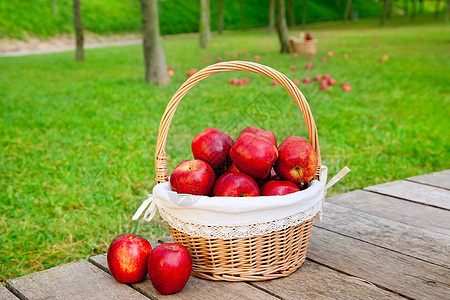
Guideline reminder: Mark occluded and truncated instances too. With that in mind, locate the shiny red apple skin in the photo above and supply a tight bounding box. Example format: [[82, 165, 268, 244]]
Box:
[[213, 172, 260, 197], [170, 159, 215, 196], [192, 128, 234, 174], [148, 243, 192, 295], [238, 126, 277, 147], [261, 180, 301, 196], [107, 234, 152, 284], [230, 133, 278, 179], [274, 136, 318, 184]]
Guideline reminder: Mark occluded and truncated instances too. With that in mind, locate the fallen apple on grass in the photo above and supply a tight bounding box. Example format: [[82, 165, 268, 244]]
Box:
[[170, 159, 216, 196], [107, 234, 152, 284], [292, 78, 300, 86], [302, 77, 312, 84], [148, 243, 192, 295], [305, 62, 313, 70]]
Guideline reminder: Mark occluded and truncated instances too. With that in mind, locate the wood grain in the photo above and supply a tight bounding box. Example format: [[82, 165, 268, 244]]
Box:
[[407, 169, 450, 190], [307, 227, 450, 299], [317, 202, 450, 268], [6, 259, 148, 300], [0, 284, 18, 300], [364, 180, 450, 210], [326, 190, 450, 235], [251, 260, 404, 299]]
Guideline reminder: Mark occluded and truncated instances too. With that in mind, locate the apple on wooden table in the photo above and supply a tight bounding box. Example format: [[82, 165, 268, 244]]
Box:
[[107, 234, 152, 284], [148, 243, 192, 295]]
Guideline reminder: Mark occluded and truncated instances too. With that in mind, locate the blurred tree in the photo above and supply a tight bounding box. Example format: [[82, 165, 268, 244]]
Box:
[[239, 0, 246, 30], [343, 0, 352, 24], [218, 0, 224, 34], [445, 0, 450, 23], [200, 0, 211, 48], [287, 0, 295, 28], [403, 0, 409, 15], [139, 0, 170, 85], [269, 0, 275, 34], [411, 0, 417, 21], [276, 0, 290, 53], [53, 0, 58, 17], [301, 0, 308, 31], [73, 0, 84, 61], [381, 0, 389, 26], [435, 0, 442, 18]]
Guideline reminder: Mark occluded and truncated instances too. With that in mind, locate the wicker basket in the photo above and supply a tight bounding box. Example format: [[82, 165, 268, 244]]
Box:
[[290, 38, 318, 55], [154, 61, 321, 281]]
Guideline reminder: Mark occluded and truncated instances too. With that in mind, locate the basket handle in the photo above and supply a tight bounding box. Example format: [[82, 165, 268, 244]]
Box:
[[155, 61, 321, 183]]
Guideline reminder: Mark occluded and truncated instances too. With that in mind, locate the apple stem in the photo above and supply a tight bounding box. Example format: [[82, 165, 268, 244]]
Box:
[[295, 167, 304, 185]]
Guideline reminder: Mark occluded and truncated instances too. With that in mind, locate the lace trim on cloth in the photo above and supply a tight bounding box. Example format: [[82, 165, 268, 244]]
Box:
[[157, 196, 323, 239]]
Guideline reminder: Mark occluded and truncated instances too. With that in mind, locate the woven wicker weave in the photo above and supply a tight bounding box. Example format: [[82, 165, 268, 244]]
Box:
[[154, 61, 321, 281]]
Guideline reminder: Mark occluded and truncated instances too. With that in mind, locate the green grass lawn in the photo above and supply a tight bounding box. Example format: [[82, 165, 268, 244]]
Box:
[[1, 18, 449, 283]]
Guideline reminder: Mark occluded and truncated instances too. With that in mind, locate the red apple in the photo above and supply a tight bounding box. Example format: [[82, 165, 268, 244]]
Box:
[[274, 136, 318, 184], [292, 78, 300, 86], [230, 132, 278, 179], [261, 180, 300, 196], [342, 83, 352, 92], [148, 243, 192, 295], [230, 78, 239, 85], [243, 51, 249, 57], [343, 54, 349, 60], [321, 57, 327, 63], [302, 77, 312, 84], [191, 128, 234, 174], [253, 55, 260, 61], [216, 57, 222, 63], [322, 74, 331, 80], [292, 52, 299, 58], [327, 78, 336, 86], [290, 66, 296, 72], [187, 69, 197, 77], [224, 51, 229, 56], [319, 80, 328, 91], [232, 53, 238, 58], [170, 159, 215, 195], [238, 80, 245, 86], [271, 80, 279, 86], [238, 126, 277, 146], [107, 234, 152, 284], [202, 58, 208, 63], [168, 66, 174, 71], [313, 74, 322, 81], [307, 54, 314, 60], [242, 77, 250, 84], [305, 33, 313, 40], [305, 62, 313, 70], [213, 172, 260, 197], [167, 69, 174, 77]]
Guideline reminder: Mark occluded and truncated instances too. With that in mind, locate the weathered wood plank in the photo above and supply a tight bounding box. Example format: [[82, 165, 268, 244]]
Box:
[[251, 260, 404, 299], [91, 238, 278, 300], [0, 284, 18, 300], [364, 180, 450, 210], [307, 227, 450, 299], [317, 202, 450, 268], [407, 169, 450, 190], [326, 190, 450, 235], [6, 259, 148, 300]]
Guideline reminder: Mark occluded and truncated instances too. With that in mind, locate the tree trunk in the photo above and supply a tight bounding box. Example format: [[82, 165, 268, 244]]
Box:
[[139, 0, 170, 85], [419, 0, 424, 14], [387, 0, 393, 19], [343, 0, 352, 24], [435, 0, 442, 18], [276, 0, 290, 53], [199, 0, 211, 48], [403, 0, 409, 15], [239, 0, 246, 30], [287, 0, 295, 28], [218, 0, 224, 34], [73, 0, 84, 61], [381, 0, 388, 26], [445, 0, 450, 23], [53, 0, 58, 17], [268, 0, 275, 34], [301, 0, 307, 31], [411, 0, 417, 21]]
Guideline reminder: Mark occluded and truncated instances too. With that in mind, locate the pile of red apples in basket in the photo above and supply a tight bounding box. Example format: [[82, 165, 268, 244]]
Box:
[[171, 126, 318, 197]]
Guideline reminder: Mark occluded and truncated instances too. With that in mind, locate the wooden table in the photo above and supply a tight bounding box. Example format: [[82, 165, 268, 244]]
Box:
[[4, 170, 450, 299]]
